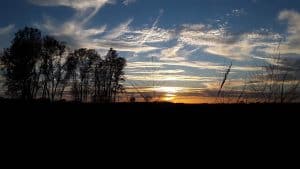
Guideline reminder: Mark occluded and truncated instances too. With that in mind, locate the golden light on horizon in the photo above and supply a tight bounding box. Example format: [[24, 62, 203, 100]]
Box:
[[174, 96, 217, 104], [162, 93, 176, 102], [155, 87, 217, 104], [155, 87, 184, 102]]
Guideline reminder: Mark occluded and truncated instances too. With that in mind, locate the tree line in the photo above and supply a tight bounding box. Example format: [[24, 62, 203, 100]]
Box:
[[0, 27, 126, 103]]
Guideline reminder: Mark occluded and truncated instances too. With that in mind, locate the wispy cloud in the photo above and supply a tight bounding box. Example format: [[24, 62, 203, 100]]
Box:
[[32, 1, 171, 54], [30, 0, 116, 24], [0, 24, 15, 48], [138, 9, 164, 45], [29, 0, 114, 11], [178, 23, 282, 60], [0, 24, 15, 35], [31, 0, 113, 50], [103, 19, 133, 40], [126, 60, 259, 72], [126, 74, 211, 82], [160, 43, 197, 61], [123, 0, 136, 6], [278, 10, 300, 55], [226, 8, 246, 17]]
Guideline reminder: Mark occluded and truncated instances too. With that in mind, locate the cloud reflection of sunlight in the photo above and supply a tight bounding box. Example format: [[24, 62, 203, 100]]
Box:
[[155, 87, 183, 93], [155, 87, 184, 102]]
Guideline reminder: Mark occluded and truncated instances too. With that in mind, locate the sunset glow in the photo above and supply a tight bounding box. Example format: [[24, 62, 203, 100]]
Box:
[[155, 87, 183, 102], [1, 0, 300, 103]]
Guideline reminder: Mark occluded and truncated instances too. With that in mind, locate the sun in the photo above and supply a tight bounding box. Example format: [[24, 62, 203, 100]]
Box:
[[154, 87, 184, 102], [162, 93, 176, 102]]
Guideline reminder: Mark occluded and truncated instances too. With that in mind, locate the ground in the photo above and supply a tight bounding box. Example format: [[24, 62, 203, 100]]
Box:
[[0, 99, 298, 113]]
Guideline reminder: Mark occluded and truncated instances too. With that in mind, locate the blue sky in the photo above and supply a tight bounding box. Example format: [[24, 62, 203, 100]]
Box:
[[1, 0, 300, 102]]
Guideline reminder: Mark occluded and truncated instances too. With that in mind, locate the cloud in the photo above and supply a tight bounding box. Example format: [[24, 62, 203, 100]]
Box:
[[32, 1, 171, 54], [137, 9, 164, 45], [0, 24, 15, 35], [30, 0, 165, 56], [226, 8, 246, 17], [278, 10, 300, 55], [38, 17, 167, 53], [178, 24, 282, 60], [30, 0, 115, 25], [36, 17, 107, 48], [128, 69, 185, 74], [126, 74, 218, 82], [38, 17, 172, 53], [29, 0, 114, 11], [0, 24, 15, 48], [103, 19, 133, 40], [122, 0, 136, 6], [86, 39, 159, 53], [126, 60, 259, 72], [158, 43, 198, 62], [119, 27, 175, 45], [30, 0, 111, 39], [44, 20, 106, 38]]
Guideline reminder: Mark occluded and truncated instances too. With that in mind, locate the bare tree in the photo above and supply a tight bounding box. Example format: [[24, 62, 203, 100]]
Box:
[[93, 48, 126, 103], [70, 49, 98, 102], [1, 27, 128, 103], [40, 36, 67, 101], [0, 27, 42, 100], [59, 52, 78, 100]]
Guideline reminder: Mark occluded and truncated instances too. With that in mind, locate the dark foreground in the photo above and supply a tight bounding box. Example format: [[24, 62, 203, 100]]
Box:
[[1, 99, 299, 133], [0, 99, 299, 113]]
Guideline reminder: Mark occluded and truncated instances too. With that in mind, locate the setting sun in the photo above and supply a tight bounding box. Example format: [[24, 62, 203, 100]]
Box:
[[162, 93, 176, 102], [154, 87, 183, 102]]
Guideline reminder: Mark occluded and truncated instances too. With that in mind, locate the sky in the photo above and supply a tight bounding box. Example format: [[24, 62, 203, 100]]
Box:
[[1, 0, 300, 103]]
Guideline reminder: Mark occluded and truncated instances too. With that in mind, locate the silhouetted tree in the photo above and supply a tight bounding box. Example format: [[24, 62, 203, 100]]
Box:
[[40, 36, 67, 101], [0, 27, 42, 100], [59, 52, 78, 100], [1, 27, 127, 102], [70, 49, 99, 102], [94, 48, 126, 103]]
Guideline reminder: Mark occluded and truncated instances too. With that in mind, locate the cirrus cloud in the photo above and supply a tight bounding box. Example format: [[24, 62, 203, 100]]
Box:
[[178, 23, 282, 60], [278, 10, 300, 55], [29, 0, 115, 11], [123, 0, 136, 6], [0, 24, 15, 48]]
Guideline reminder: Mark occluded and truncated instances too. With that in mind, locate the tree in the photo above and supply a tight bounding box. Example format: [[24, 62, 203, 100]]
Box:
[[70, 49, 99, 102], [94, 48, 126, 103], [0, 27, 42, 99], [0, 27, 127, 103], [40, 36, 67, 101], [59, 52, 79, 100]]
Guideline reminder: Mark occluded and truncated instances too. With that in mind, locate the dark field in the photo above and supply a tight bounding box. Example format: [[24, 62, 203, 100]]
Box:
[[1, 99, 299, 113], [1, 99, 299, 133]]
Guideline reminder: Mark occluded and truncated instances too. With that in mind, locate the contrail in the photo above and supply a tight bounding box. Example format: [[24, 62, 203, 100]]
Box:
[[138, 9, 164, 45]]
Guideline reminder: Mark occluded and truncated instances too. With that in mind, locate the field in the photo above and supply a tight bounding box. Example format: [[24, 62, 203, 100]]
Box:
[[1, 99, 298, 113], [1, 99, 299, 134]]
